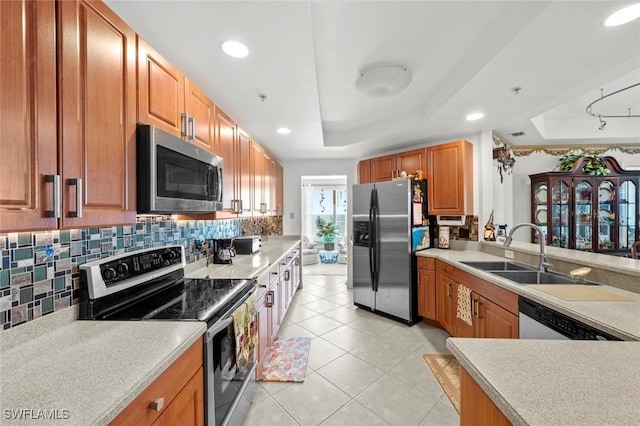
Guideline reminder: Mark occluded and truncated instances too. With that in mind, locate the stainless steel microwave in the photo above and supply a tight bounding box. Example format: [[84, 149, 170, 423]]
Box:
[[136, 124, 223, 214]]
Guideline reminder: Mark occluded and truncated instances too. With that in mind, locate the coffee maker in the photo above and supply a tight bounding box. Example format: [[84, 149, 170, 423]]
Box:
[[211, 238, 235, 264]]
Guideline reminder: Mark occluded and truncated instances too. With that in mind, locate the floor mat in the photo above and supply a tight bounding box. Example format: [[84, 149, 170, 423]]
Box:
[[257, 336, 311, 382], [423, 353, 460, 413]]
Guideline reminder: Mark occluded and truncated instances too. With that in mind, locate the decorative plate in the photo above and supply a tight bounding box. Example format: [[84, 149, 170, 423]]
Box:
[[535, 209, 547, 225], [599, 187, 613, 203], [534, 187, 547, 204], [598, 208, 614, 222]]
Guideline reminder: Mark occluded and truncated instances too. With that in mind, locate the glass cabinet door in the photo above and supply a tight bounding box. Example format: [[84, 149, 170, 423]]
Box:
[[550, 180, 570, 248], [596, 180, 616, 250], [617, 180, 636, 250], [574, 180, 593, 250], [532, 181, 548, 244]]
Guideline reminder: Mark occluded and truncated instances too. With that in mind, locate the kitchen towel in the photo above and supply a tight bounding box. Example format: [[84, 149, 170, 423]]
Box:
[[456, 284, 473, 326], [229, 302, 248, 375], [244, 293, 258, 360]]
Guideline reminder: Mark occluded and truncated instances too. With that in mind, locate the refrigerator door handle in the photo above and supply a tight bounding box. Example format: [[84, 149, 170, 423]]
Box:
[[372, 188, 380, 292], [368, 193, 375, 291]]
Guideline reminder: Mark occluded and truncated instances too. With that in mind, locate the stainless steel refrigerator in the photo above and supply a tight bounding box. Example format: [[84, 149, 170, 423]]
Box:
[[352, 179, 428, 323]]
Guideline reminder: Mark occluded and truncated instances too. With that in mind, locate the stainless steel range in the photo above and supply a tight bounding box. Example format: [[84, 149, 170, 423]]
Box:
[[78, 245, 257, 426]]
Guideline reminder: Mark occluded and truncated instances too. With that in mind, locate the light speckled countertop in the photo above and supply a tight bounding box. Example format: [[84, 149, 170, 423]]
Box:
[[419, 243, 640, 425], [185, 235, 301, 279], [0, 237, 300, 425], [0, 306, 206, 425], [447, 338, 640, 426]]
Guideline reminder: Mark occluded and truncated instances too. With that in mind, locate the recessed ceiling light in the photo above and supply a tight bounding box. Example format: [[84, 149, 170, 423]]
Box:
[[277, 127, 291, 134], [604, 3, 640, 27], [466, 112, 484, 121], [221, 40, 249, 58]]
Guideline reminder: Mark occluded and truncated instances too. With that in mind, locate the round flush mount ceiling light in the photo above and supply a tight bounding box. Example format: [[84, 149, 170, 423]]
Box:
[[355, 65, 412, 97], [604, 3, 640, 26], [222, 40, 249, 58], [276, 127, 291, 134], [466, 112, 485, 121]]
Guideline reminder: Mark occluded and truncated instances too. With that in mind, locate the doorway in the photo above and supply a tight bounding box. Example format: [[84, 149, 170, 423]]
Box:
[[300, 175, 347, 276]]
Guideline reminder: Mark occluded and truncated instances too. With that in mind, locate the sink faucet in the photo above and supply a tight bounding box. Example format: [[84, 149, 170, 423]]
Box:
[[504, 223, 552, 272]]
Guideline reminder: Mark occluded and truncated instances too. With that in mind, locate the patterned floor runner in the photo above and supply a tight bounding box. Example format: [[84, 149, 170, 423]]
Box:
[[423, 353, 461, 413], [257, 336, 311, 382]]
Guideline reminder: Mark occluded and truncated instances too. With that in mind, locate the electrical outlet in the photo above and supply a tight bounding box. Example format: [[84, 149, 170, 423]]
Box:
[[289, 212, 294, 219], [504, 249, 514, 259]]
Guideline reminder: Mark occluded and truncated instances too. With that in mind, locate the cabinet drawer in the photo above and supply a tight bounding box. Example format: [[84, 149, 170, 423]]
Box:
[[269, 264, 280, 286], [256, 273, 269, 300], [417, 257, 435, 270], [436, 260, 455, 277], [110, 337, 203, 426]]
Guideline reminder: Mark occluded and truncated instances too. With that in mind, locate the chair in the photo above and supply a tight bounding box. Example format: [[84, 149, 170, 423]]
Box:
[[302, 235, 319, 265], [337, 237, 348, 264]]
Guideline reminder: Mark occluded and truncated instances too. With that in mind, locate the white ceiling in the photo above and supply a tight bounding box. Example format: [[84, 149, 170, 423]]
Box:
[[105, 1, 640, 161]]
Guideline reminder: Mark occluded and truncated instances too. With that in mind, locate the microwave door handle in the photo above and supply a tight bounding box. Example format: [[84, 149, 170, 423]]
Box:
[[217, 167, 223, 202]]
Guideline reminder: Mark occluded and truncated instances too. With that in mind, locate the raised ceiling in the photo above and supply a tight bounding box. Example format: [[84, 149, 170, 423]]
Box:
[[105, 1, 640, 160]]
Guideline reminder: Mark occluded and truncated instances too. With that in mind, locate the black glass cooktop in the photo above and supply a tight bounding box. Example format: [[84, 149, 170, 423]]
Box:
[[102, 277, 254, 324]]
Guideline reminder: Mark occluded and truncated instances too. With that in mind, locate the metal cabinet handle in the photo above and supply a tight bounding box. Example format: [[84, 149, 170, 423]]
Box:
[[294, 258, 299, 266], [149, 397, 164, 412], [45, 175, 61, 218], [284, 269, 290, 281], [68, 178, 82, 218], [473, 299, 479, 318], [477, 301, 483, 319], [181, 113, 189, 138], [188, 116, 196, 140], [266, 291, 274, 307], [447, 282, 452, 297]]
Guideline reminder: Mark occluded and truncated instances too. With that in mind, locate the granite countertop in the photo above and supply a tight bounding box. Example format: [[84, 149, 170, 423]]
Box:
[[416, 248, 640, 341], [185, 235, 301, 279], [419, 243, 640, 425], [447, 338, 640, 426], [0, 306, 206, 425]]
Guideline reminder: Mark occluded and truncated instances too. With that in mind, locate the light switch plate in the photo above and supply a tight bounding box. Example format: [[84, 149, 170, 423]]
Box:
[[504, 249, 514, 259]]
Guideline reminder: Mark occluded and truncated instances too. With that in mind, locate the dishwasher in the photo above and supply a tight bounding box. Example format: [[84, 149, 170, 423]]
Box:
[[518, 297, 621, 341]]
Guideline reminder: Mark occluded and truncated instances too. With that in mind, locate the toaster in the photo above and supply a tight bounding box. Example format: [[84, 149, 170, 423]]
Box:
[[233, 235, 262, 254]]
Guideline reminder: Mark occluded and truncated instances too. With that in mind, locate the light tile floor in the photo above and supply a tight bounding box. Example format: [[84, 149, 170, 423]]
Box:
[[243, 271, 459, 426]]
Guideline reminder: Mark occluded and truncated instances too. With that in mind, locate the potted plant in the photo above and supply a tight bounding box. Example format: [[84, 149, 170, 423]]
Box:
[[559, 151, 610, 176], [316, 217, 339, 251]]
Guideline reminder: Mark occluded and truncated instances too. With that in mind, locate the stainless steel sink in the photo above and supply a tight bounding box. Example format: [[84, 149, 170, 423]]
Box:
[[490, 270, 600, 285], [460, 261, 535, 271]]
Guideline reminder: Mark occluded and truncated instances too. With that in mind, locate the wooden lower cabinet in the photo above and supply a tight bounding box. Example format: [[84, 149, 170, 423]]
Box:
[[436, 262, 457, 335], [460, 367, 512, 426], [477, 296, 518, 338], [417, 257, 436, 320], [110, 337, 204, 426]]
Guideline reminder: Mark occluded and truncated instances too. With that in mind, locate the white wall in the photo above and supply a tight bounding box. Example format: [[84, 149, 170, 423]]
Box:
[[280, 159, 358, 237]]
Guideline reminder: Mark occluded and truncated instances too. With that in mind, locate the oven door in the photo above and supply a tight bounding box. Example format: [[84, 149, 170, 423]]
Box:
[[204, 296, 257, 426]]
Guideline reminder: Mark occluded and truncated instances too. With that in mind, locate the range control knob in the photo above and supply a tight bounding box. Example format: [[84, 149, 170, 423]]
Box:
[[117, 263, 129, 274], [166, 250, 177, 260], [104, 268, 117, 280]]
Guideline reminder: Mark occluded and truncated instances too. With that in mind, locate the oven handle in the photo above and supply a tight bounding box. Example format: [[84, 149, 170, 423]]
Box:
[[206, 316, 233, 341]]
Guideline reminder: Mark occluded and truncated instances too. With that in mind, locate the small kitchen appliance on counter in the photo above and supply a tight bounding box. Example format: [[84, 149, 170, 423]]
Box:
[[78, 245, 257, 426], [212, 238, 235, 264], [233, 235, 262, 254]]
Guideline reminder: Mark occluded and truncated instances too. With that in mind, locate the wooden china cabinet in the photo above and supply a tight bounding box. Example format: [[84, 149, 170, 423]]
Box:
[[530, 156, 640, 255]]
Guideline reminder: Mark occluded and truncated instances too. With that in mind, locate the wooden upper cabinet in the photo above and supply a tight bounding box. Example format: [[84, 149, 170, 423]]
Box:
[[238, 128, 252, 216], [251, 140, 265, 214], [0, 0, 57, 232], [58, 0, 137, 228], [358, 160, 371, 184], [396, 148, 426, 177], [137, 36, 186, 137], [185, 80, 215, 153], [216, 108, 238, 213], [370, 154, 396, 182], [427, 140, 474, 215], [276, 163, 284, 215]]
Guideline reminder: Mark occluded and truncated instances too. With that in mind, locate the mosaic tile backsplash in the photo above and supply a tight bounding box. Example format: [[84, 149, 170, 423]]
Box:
[[0, 215, 283, 331]]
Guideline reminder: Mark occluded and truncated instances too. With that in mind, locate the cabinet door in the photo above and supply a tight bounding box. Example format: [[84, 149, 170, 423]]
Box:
[[436, 273, 455, 335], [358, 160, 372, 184], [216, 108, 238, 213], [152, 367, 204, 426], [263, 152, 273, 215], [185, 80, 214, 153], [138, 37, 185, 138], [427, 140, 473, 215], [370, 155, 395, 182], [0, 0, 57, 232], [276, 163, 284, 215], [256, 292, 271, 367], [58, 0, 136, 228], [477, 296, 518, 339], [396, 148, 426, 177], [417, 268, 436, 320], [252, 141, 264, 214], [270, 283, 280, 339], [237, 128, 252, 216]]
